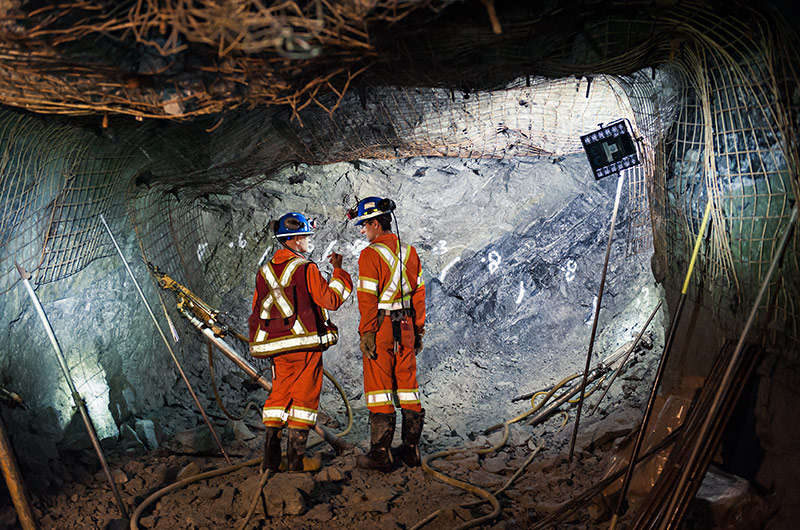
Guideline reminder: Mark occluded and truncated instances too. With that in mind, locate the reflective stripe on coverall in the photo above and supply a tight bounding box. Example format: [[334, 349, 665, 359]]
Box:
[[357, 233, 426, 414], [253, 248, 353, 429]]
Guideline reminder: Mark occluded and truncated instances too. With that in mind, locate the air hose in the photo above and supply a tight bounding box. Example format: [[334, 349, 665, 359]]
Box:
[[412, 413, 569, 530], [414, 343, 638, 530], [412, 384, 578, 530], [207, 342, 262, 422], [128, 368, 353, 530]]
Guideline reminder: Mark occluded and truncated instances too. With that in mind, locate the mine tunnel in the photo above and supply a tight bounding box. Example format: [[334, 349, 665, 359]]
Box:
[[0, 1, 798, 529]]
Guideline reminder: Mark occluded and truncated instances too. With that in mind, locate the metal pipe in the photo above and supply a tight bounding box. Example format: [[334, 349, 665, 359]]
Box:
[[609, 196, 714, 530], [181, 310, 272, 390], [98, 214, 231, 466], [589, 300, 662, 416], [661, 204, 798, 530], [14, 262, 128, 518], [180, 310, 348, 454], [0, 410, 39, 530], [569, 172, 625, 461]]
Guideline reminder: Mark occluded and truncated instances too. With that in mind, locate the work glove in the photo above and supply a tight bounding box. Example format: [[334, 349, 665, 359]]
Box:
[[360, 332, 377, 360], [414, 329, 425, 356]]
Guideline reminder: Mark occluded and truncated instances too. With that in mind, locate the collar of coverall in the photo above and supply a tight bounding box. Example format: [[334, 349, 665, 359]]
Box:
[[272, 247, 307, 264], [370, 232, 398, 246]]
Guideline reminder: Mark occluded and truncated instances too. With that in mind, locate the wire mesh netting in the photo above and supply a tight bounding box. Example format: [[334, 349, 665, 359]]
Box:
[[0, 1, 437, 119], [0, 111, 147, 294], [0, 0, 798, 352], [658, 7, 799, 346]]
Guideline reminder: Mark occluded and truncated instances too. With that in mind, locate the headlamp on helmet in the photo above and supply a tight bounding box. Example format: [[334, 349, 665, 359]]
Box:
[[273, 212, 316, 240], [348, 196, 396, 225]]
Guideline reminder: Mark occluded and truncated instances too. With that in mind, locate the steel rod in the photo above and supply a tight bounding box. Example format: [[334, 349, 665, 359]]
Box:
[[14, 262, 128, 518], [609, 196, 714, 530], [181, 310, 272, 391], [661, 204, 797, 530], [569, 172, 625, 461], [0, 409, 39, 530], [99, 214, 231, 466], [589, 300, 662, 416], [181, 310, 348, 454]]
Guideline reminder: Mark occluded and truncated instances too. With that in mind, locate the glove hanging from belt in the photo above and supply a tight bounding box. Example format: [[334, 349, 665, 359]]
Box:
[[360, 332, 377, 360]]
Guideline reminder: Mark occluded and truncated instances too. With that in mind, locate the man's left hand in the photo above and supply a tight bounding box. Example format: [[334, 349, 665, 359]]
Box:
[[414, 330, 424, 356], [360, 332, 377, 360]]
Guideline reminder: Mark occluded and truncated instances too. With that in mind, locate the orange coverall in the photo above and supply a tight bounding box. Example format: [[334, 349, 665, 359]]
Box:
[[357, 233, 426, 414], [252, 248, 352, 430]]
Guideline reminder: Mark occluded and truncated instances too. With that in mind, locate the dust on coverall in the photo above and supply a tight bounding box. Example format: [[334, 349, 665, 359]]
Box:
[[250, 248, 352, 430], [357, 233, 426, 414]]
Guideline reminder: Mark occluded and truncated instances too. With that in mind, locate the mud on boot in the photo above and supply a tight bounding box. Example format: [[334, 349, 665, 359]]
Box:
[[286, 428, 320, 472], [356, 411, 396, 472], [396, 408, 424, 467], [261, 426, 282, 473]]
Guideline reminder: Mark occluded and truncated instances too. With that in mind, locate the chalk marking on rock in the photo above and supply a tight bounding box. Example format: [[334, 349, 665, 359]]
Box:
[[197, 243, 208, 263], [472, 173, 497, 197], [432, 240, 449, 255], [487, 251, 502, 274], [323, 240, 337, 258], [439, 256, 461, 282], [516, 281, 526, 304], [563, 258, 577, 282], [257, 245, 272, 267], [238, 232, 247, 248], [345, 240, 369, 257]]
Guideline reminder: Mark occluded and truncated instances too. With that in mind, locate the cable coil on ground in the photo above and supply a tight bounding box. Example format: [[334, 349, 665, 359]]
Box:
[[128, 368, 353, 530]]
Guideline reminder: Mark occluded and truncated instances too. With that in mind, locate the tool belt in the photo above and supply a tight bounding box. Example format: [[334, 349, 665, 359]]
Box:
[[378, 308, 415, 344]]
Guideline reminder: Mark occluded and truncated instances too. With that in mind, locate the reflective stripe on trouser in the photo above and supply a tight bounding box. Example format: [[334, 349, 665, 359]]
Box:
[[362, 316, 422, 414], [262, 350, 323, 430]]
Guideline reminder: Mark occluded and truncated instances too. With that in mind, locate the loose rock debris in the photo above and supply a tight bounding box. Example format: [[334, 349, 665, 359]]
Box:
[[7, 366, 672, 530]]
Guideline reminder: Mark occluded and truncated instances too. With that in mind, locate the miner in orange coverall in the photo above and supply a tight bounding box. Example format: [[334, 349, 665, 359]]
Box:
[[348, 197, 426, 472], [248, 212, 352, 472]]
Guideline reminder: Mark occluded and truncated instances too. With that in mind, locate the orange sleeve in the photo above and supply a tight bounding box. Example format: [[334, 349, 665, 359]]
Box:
[[306, 262, 353, 311], [357, 248, 382, 335], [248, 268, 269, 341]]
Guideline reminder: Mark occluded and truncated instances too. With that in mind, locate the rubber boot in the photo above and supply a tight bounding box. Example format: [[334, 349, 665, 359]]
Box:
[[286, 428, 321, 472], [397, 408, 425, 467], [356, 412, 396, 472], [261, 427, 282, 473]]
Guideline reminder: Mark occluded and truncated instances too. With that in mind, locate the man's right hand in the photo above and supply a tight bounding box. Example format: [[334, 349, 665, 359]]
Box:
[[328, 252, 343, 269], [360, 332, 377, 360]]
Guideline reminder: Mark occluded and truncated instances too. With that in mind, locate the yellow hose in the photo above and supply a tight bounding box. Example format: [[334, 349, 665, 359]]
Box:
[[413, 412, 570, 530], [129, 369, 353, 530], [682, 197, 714, 295], [414, 369, 603, 530], [567, 376, 605, 404]]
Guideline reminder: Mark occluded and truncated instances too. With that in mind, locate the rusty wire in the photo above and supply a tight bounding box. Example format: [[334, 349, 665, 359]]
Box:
[[0, 1, 436, 120], [0, 0, 797, 350]]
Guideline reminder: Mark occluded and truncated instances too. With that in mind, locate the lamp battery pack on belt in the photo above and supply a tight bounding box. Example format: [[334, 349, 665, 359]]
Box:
[[378, 308, 415, 353]]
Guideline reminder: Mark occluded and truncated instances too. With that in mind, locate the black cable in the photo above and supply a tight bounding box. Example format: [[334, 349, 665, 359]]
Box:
[[392, 211, 408, 311]]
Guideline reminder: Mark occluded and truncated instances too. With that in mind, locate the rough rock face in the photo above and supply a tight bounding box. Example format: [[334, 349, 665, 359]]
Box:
[[204, 154, 662, 441], [1, 227, 171, 492], [1, 151, 663, 516]]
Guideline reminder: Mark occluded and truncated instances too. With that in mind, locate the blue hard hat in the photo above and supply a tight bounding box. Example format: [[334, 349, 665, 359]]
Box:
[[350, 197, 395, 226], [274, 212, 316, 239]]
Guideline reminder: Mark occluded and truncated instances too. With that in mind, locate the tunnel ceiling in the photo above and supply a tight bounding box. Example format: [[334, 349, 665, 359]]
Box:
[[0, 0, 798, 347], [0, 0, 792, 121]]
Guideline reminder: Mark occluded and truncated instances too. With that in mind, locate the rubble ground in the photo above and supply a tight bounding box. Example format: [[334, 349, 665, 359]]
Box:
[[1, 341, 665, 530]]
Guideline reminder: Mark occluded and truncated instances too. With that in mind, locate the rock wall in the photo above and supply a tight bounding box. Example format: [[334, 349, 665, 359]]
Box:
[[202, 154, 662, 441]]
